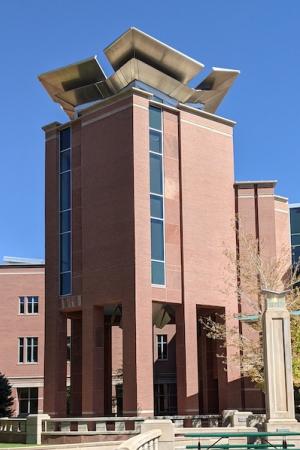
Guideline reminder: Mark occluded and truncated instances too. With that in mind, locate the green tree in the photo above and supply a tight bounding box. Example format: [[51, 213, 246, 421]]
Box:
[[0, 372, 14, 417]]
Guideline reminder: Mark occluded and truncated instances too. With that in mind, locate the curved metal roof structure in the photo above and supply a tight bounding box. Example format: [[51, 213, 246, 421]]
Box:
[[38, 27, 239, 118]]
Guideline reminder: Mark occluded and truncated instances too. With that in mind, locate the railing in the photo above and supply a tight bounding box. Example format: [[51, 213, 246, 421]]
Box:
[[43, 416, 145, 434], [0, 418, 27, 443], [118, 429, 161, 450], [42, 415, 221, 435], [157, 415, 221, 428]]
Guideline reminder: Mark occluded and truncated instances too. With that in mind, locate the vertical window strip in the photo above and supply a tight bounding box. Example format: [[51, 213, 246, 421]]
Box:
[[59, 128, 72, 296], [149, 106, 165, 285], [18, 338, 24, 363], [19, 297, 25, 314]]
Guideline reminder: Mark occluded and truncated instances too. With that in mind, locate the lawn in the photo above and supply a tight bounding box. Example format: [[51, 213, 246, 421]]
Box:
[[0, 445, 37, 448]]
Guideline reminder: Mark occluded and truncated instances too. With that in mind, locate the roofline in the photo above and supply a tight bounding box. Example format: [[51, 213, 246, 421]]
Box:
[[42, 85, 236, 132], [0, 264, 45, 269], [274, 195, 288, 202], [235, 180, 277, 189], [289, 203, 300, 208]]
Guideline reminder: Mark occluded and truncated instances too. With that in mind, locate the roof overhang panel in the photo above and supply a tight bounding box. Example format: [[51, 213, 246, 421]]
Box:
[[193, 67, 240, 113], [38, 57, 107, 100], [104, 27, 204, 84], [107, 58, 194, 103]]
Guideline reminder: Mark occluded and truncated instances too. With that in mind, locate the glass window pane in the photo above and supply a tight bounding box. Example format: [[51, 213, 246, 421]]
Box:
[[19, 338, 24, 363], [60, 128, 70, 150], [60, 233, 71, 272], [292, 235, 300, 246], [19, 399, 28, 415], [30, 399, 38, 414], [19, 297, 25, 314], [151, 261, 165, 285], [33, 297, 38, 314], [60, 149, 71, 172], [151, 219, 164, 261], [292, 246, 300, 266], [60, 172, 71, 211], [150, 195, 163, 219], [60, 210, 71, 233], [150, 129, 162, 153], [290, 208, 300, 234], [33, 342, 38, 363], [60, 272, 71, 296], [150, 153, 163, 195], [27, 338, 32, 362], [149, 106, 162, 130], [28, 299, 32, 314]]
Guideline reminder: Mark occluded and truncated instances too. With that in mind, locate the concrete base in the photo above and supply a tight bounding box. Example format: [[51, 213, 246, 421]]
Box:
[[141, 420, 174, 450], [264, 419, 300, 432]]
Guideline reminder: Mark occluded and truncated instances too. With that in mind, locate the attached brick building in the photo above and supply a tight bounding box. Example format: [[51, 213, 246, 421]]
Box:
[[0, 258, 45, 416]]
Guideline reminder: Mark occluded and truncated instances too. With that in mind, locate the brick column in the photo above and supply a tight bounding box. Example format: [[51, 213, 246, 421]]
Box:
[[123, 301, 154, 416], [82, 306, 105, 416], [70, 316, 82, 416], [104, 317, 112, 415], [44, 312, 67, 416], [176, 305, 199, 415]]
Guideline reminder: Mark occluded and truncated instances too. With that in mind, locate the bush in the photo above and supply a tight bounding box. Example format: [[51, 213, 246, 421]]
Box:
[[0, 372, 14, 417]]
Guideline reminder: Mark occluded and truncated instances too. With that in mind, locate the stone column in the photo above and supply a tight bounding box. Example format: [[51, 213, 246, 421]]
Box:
[[104, 316, 112, 416], [82, 306, 105, 416], [123, 301, 154, 416], [176, 305, 199, 415], [44, 313, 68, 416], [70, 316, 82, 416], [263, 289, 299, 431], [26, 414, 50, 445]]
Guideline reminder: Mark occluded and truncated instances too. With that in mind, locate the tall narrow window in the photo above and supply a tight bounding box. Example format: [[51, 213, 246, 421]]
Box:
[[19, 297, 25, 314], [18, 338, 24, 363], [59, 127, 72, 295], [67, 336, 71, 362], [157, 334, 168, 360], [149, 106, 165, 285]]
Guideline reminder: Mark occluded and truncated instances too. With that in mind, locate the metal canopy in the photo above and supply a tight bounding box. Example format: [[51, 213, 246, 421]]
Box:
[[38, 56, 107, 114], [107, 59, 194, 103], [104, 27, 204, 84], [192, 67, 240, 113], [38, 28, 239, 118]]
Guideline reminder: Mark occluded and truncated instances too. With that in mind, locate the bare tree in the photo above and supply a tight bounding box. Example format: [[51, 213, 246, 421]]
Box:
[[199, 223, 300, 390]]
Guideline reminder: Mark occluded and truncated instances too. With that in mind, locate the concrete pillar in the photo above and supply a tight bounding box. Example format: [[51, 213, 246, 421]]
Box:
[[141, 419, 174, 450], [176, 305, 199, 415], [44, 313, 68, 416], [70, 316, 82, 416], [82, 306, 105, 416], [26, 414, 50, 445], [104, 316, 112, 415], [123, 301, 154, 416], [263, 290, 298, 430]]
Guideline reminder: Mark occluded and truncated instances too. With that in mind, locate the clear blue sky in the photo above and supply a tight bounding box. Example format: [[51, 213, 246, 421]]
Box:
[[0, 0, 299, 260]]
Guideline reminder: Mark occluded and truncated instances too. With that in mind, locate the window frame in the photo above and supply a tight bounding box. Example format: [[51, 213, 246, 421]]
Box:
[[18, 337, 24, 363], [157, 334, 168, 361], [18, 387, 38, 415], [18, 337, 38, 364], [27, 296, 39, 314], [19, 297, 25, 314]]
